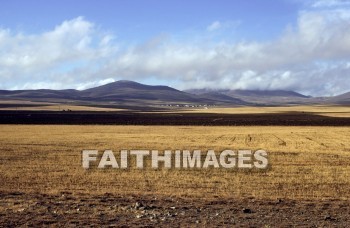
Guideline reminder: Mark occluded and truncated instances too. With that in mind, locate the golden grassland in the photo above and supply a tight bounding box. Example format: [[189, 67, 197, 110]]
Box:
[[1, 100, 349, 117], [179, 105, 350, 117], [0, 100, 123, 111], [1, 125, 350, 200], [7, 105, 124, 111]]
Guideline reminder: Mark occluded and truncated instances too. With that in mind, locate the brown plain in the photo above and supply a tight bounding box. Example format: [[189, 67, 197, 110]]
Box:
[[1, 124, 349, 200]]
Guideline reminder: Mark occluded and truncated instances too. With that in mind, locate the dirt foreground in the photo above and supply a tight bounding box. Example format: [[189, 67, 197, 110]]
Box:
[[1, 191, 349, 227]]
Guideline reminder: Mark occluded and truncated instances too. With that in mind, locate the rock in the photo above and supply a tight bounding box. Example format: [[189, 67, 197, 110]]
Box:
[[324, 215, 336, 221], [243, 208, 253, 214], [134, 202, 144, 209], [120, 206, 127, 211]]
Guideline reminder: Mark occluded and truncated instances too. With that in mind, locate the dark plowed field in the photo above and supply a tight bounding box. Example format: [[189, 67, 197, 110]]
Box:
[[0, 110, 349, 126]]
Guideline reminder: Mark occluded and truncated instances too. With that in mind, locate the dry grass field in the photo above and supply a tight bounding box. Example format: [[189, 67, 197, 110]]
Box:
[[1, 125, 350, 200], [182, 105, 350, 117], [2, 101, 350, 118], [0, 100, 123, 111], [1, 124, 350, 226]]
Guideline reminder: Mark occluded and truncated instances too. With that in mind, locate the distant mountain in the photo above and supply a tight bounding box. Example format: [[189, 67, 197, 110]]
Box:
[[335, 91, 350, 99], [0, 80, 347, 106], [185, 88, 308, 98], [196, 92, 246, 105], [227, 89, 309, 98], [0, 80, 245, 106], [0, 89, 80, 100], [327, 91, 350, 104], [185, 88, 311, 105], [80, 80, 199, 103]]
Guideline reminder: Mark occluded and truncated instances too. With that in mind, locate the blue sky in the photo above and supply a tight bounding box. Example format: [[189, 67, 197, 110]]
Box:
[[0, 0, 298, 42], [1, 0, 350, 96]]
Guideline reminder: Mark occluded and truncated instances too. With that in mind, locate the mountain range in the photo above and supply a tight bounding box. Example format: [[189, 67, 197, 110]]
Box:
[[0, 80, 349, 106]]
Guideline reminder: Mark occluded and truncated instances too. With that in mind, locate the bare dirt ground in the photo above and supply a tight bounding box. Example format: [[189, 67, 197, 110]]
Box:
[[1, 191, 349, 227], [1, 110, 350, 125]]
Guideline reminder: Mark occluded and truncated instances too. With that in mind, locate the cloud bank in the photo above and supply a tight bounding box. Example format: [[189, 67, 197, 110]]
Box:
[[1, 4, 350, 96]]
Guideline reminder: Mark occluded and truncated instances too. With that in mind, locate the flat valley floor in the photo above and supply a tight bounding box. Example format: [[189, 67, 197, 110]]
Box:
[[1, 121, 350, 226]]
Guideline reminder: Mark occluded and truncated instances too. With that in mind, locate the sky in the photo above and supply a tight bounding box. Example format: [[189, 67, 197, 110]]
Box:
[[1, 0, 350, 96]]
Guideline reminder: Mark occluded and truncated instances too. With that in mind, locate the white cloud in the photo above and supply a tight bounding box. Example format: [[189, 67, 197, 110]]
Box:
[[1, 9, 350, 96], [207, 21, 222, 31], [312, 0, 350, 7], [0, 17, 117, 90], [76, 78, 115, 90], [98, 8, 350, 96], [0, 17, 94, 70], [206, 20, 241, 32]]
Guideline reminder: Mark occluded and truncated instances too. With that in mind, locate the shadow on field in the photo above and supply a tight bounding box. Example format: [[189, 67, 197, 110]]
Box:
[[0, 110, 350, 126]]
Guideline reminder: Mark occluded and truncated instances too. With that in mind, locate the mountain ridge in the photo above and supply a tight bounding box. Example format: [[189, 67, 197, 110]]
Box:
[[0, 80, 349, 106]]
